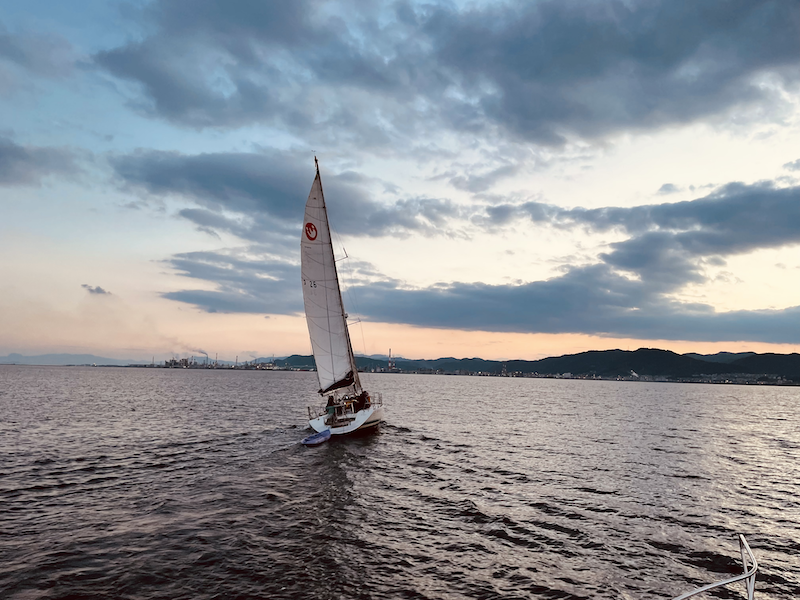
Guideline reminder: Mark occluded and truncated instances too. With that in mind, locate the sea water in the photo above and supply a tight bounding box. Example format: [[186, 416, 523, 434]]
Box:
[[1, 366, 798, 599]]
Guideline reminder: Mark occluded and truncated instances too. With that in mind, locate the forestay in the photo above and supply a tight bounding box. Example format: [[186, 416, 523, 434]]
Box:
[[300, 165, 361, 395]]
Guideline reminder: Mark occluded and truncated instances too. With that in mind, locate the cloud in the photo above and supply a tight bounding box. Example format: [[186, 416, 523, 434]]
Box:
[[160, 241, 404, 316], [783, 158, 800, 171], [492, 181, 800, 243], [111, 149, 306, 219], [159, 180, 800, 344], [111, 148, 463, 238], [82, 284, 111, 295], [450, 164, 520, 193], [430, 0, 800, 144], [0, 137, 80, 186], [161, 248, 301, 314], [344, 264, 800, 343], [485, 182, 800, 289], [93, 0, 800, 148], [657, 183, 680, 195], [0, 23, 76, 84]]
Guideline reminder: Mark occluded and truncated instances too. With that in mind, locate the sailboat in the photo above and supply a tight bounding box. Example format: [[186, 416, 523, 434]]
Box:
[[302, 158, 384, 435]]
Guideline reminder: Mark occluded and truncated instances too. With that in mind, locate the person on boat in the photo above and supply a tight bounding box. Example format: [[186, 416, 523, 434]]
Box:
[[353, 390, 369, 412], [326, 395, 336, 418]]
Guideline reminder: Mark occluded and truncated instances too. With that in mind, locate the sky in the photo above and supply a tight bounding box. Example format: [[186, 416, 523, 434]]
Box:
[[1, 0, 799, 362]]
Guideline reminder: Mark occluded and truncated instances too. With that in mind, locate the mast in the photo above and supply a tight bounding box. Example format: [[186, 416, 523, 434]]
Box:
[[315, 159, 362, 393]]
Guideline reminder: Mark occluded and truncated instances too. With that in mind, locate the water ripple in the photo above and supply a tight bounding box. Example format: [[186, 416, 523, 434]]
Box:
[[1, 367, 798, 599]]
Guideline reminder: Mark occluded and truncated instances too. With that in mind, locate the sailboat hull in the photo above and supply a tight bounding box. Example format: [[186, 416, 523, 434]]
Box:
[[309, 405, 384, 435]]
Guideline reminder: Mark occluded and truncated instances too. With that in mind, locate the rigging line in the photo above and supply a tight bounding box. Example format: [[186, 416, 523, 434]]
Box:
[[359, 319, 367, 364], [343, 267, 367, 358], [330, 217, 368, 358], [345, 275, 367, 359]]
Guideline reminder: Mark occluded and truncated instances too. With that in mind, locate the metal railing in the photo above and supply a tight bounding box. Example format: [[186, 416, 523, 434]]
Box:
[[671, 535, 757, 600], [307, 391, 383, 420]]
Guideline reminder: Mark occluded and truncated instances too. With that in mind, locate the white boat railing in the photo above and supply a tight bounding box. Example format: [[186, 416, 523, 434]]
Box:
[[307, 391, 383, 420], [671, 535, 757, 600]]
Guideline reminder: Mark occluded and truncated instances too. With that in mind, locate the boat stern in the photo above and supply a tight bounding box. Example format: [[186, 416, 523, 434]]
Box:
[[309, 414, 330, 433], [307, 394, 384, 435]]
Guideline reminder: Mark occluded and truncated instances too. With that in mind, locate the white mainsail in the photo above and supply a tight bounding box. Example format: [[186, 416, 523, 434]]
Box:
[[301, 162, 361, 395]]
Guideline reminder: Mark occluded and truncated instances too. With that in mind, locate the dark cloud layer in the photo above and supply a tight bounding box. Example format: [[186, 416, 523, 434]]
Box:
[[429, 0, 799, 144], [342, 180, 800, 341], [162, 250, 300, 314], [111, 148, 459, 238], [495, 182, 800, 250], [489, 182, 800, 291], [111, 149, 307, 221], [94, 0, 800, 147], [161, 181, 800, 344], [161, 247, 401, 318], [343, 181, 800, 342], [0, 136, 78, 186], [348, 268, 800, 344], [162, 244, 800, 344]]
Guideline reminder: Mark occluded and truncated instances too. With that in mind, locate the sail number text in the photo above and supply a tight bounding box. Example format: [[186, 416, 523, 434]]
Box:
[[303, 279, 318, 288]]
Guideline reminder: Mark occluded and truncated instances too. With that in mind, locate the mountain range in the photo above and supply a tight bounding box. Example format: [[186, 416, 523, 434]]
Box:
[[4, 349, 800, 379], [274, 348, 800, 379]]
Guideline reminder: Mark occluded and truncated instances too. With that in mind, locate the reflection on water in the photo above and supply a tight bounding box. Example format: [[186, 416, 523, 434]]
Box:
[[1, 366, 798, 599]]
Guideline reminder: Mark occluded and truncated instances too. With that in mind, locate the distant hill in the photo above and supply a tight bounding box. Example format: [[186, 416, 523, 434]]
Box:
[[383, 348, 800, 379], [729, 353, 800, 377], [512, 348, 738, 377], [397, 357, 500, 373], [684, 352, 756, 364], [387, 349, 739, 378], [0, 353, 142, 366], [275, 348, 798, 378], [274, 355, 392, 370], [274, 355, 316, 368]]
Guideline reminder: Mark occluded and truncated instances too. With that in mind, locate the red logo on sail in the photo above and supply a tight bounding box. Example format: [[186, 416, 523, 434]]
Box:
[[305, 222, 318, 241]]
